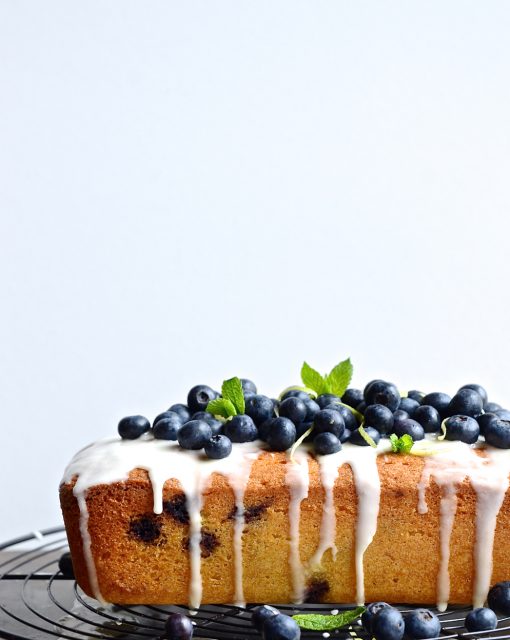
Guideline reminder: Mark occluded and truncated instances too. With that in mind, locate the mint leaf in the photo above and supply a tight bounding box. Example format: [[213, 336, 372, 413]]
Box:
[[221, 377, 245, 414], [301, 362, 326, 395], [293, 606, 365, 631], [389, 433, 414, 454], [206, 398, 237, 418], [326, 358, 353, 396]]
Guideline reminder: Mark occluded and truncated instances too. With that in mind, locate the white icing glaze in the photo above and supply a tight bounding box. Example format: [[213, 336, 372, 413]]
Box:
[[286, 449, 310, 603]]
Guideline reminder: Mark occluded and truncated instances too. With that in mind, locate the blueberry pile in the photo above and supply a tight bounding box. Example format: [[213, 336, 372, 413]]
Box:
[[117, 375, 510, 459]]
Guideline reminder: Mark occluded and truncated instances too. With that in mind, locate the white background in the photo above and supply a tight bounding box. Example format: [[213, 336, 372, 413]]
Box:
[[1, 1, 510, 542]]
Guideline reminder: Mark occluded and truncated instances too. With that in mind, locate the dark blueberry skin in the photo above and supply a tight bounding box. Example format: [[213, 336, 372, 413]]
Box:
[[364, 404, 394, 434], [316, 393, 341, 409], [252, 605, 280, 632], [364, 381, 401, 412], [303, 397, 320, 421], [342, 387, 364, 409], [279, 397, 308, 424], [313, 409, 345, 439], [398, 397, 420, 417], [393, 410, 409, 427], [444, 415, 480, 444], [295, 421, 313, 440], [240, 378, 257, 395], [421, 392, 451, 419], [204, 434, 232, 459], [223, 414, 258, 442], [485, 402, 502, 413], [262, 613, 301, 640], [246, 395, 276, 426], [168, 404, 191, 423], [356, 401, 367, 414], [404, 609, 441, 639], [393, 418, 425, 441], [165, 612, 194, 640], [154, 410, 184, 427], [314, 432, 342, 455], [485, 419, 510, 449], [280, 389, 311, 402], [459, 383, 488, 407], [177, 420, 212, 450], [477, 412, 498, 436], [340, 428, 351, 443], [58, 552, 75, 578], [407, 390, 425, 402], [350, 426, 381, 446], [153, 416, 182, 440], [362, 602, 390, 634], [465, 607, 497, 632], [118, 415, 150, 440], [371, 606, 405, 640], [192, 411, 216, 424], [489, 581, 510, 614], [187, 385, 219, 414], [324, 404, 359, 430], [447, 388, 484, 418], [413, 405, 441, 433], [495, 409, 510, 421], [265, 417, 296, 451]]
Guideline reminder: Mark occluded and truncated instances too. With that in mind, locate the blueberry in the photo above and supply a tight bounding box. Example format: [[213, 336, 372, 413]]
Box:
[[241, 378, 257, 395], [413, 405, 441, 433], [262, 613, 301, 640], [252, 605, 280, 632], [265, 417, 296, 451], [356, 401, 367, 414], [187, 385, 219, 414], [444, 415, 480, 444], [204, 434, 232, 459], [340, 427, 351, 443], [393, 409, 409, 426], [342, 387, 364, 409], [459, 383, 488, 407], [279, 397, 308, 424], [393, 418, 425, 441], [118, 415, 150, 440], [324, 404, 359, 430], [168, 404, 191, 423], [153, 416, 182, 440], [314, 432, 342, 455], [485, 402, 502, 413], [154, 411, 184, 427], [495, 409, 510, 421], [404, 608, 441, 639], [362, 602, 391, 634], [364, 404, 394, 434], [192, 411, 216, 424], [164, 612, 194, 640], [485, 419, 510, 449], [477, 412, 498, 436], [302, 397, 320, 421], [313, 409, 345, 439], [58, 552, 74, 578], [177, 420, 212, 450], [421, 392, 451, 419], [280, 389, 310, 402], [447, 388, 483, 418], [489, 581, 510, 614], [364, 381, 400, 412], [465, 607, 497, 632], [398, 397, 419, 417], [295, 421, 314, 440], [350, 426, 381, 446], [246, 395, 276, 425], [407, 390, 425, 402], [316, 393, 341, 409], [371, 606, 405, 640], [223, 414, 258, 442]]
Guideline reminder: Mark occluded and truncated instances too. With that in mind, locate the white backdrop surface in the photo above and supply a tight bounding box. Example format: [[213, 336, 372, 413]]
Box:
[[1, 1, 510, 541]]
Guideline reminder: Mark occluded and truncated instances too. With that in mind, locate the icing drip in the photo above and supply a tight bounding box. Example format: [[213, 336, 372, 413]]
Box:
[[286, 449, 310, 603]]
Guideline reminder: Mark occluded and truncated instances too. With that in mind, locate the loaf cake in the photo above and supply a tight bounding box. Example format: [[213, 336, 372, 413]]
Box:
[[59, 367, 510, 610]]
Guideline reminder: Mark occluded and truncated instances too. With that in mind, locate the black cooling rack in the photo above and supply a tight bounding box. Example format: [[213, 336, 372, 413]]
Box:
[[1, 527, 510, 640]]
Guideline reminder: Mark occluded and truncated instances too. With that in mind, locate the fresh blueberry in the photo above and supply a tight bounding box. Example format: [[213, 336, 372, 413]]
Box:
[[204, 434, 232, 459], [398, 397, 420, 417], [314, 432, 342, 455], [252, 605, 280, 632], [191, 412, 223, 435], [362, 602, 391, 633], [340, 428, 351, 443], [485, 402, 502, 413], [241, 378, 257, 396], [465, 607, 497, 632], [477, 412, 498, 436], [342, 387, 364, 409], [118, 415, 150, 440], [295, 421, 314, 440], [223, 414, 258, 442], [153, 416, 182, 440], [58, 552, 75, 578], [303, 397, 320, 421], [187, 385, 219, 414], [154, 411, 184, 427], [165, 612, 194, 640], [371, 606, 405, 640], [404, 608, 441, 639], [364, 381, 401, 412], [459, 383, 488, 407], [313, 409, 345, 439], [168, 404, 191, 423], [364, 379, 385, 397], [364, 404, 394, 434], [246, 395, 276, 425], [407, 390, 425, 402], [444, 415, 480, 444], [280, 389, 311, 402], [485, 419, 510, 449], [488, 581, 510, 614], [413, 405, 441, 433], [495, 409, 510, 421], [316, 393, 341, 409], [356, 401, 367, 414], [393, 418, 425, 441], [324, 404, 359, 430], [279, 397, 308, 424], [177, 420, 212, 450], [447, 388, 484, 418], [258, 419, 272, 441], [262, 613, 301, 640], [350, 426, 381, 446], [265, 417, 296, 451], [421, 392, 451, 419]]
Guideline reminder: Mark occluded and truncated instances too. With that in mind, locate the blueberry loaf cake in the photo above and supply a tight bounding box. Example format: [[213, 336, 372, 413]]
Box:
[[59, 362, 510, 609]]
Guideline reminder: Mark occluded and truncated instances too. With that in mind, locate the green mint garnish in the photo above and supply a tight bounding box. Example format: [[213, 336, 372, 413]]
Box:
[[206, 376, 245, 418], [358, 424, 377, 448], [300, 358, 353, 396], [293, 606, 365, 631], [389, 433, 414, 454]]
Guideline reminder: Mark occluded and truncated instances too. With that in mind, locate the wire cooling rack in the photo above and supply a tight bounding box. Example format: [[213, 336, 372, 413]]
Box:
[[1, 528, 510, 640]]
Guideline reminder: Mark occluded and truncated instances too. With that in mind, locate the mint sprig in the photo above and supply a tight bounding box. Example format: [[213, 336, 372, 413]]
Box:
[[207, 377, 245, 418], [389, 433, 414, 454], [300, 358, 353, 396], [293, 606, 365, 631]]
